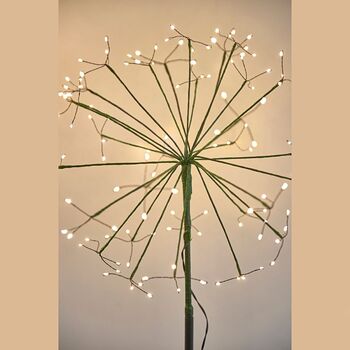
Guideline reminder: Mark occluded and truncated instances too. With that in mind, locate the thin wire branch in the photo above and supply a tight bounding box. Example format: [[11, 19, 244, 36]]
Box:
[[59, 160, 177, 170], [99, 165, 179, 254], [196, 165, 242, 275], [105, 64, 183, 157], [130, 169, 183, 280]]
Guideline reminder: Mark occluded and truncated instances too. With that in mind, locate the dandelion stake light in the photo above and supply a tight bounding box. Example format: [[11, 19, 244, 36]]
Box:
[[59, 25, 291, 350]]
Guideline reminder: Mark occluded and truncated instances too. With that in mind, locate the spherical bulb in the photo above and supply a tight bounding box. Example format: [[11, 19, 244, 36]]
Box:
[[200, 280, 207, 285], [111, 225, 118, 232], [197, 231, 202, 236], [275, 239, 281, 244], [129, 285, 134, 291], [258, 233, 263, 241], [138, 282, 143, 287], [214, 27, 220, 33], [237, 277, 241, 281], [206, 45, 211, 50], [64, 198, 72, 204], [244, 123, 249, 128], [151, 171, 157, 178], [212, 143, 218, 148], [65, 76, 70, 82], [67, 233, 74, 240], [125, 229, 130, 234], [147, 293, 153, 298], [203, 210, 208, 215], [115, 269, 121, 274], [249, 146, 253, 152], [104, 49, 109, 55], [177, 288, 181, 293], [115, 261, 121, 266], [260, 97, 267, 105], [164, 38, 169, 42], [84, 237, 90, 242], [214, 129, 221, 136], [240, 52, 246, 60], [102, 272, 109, 276], [278, 81, 282, 86], [287, 140, 292, 145], [215, 281, 221, 286], [104, 234, 110, 239], [78, 84, 84, 89], [60, 229, 68, 235], [247, 207, 254, 215], [170, 24, 175, 30], [270, 261, 276, 266], [154, 44, 158, 51], [246, 34, 253, 40], [260, 266, 264, 270], [141, 212, 148, 220], [206, 74, 211, 78], [101, 138, 106, 143], [251, 140, 258, 148], [279, 50, 284, 57], [69, 123, 74, 128], [244, 45, 249, 50], [261, 193, 267, 200], [210, 37, 217, 44], [113, 186, 120, 193], [226, 141, 231, 145], [238, 222, 243, 228], [241, 275, 246, 280], [170, 210, 176, 215], [166, 226, 172, 231], [281, 183, 288, 190], [171, 264, 177, 270], [135, 50, 141, 56], [175, 84, 180, 89], [104, 36, 108, 42], [126, 53, 132, 58], [63, 84, 69, 90], [134, 59, 141, 64], [78, 243, 83, 247], [252, 53, 257, 57], [79, 71, 85, 78], [144, 152, 150, 161], [231, 29, 236, 35], [283, 225, 288, 233], [286, 209, 291, 216], [266, 68, 272, 73], [142, 276, 149, 281], [190, 59, 197, 66], [58, 92, 63, 97], [220, 91, 227, 99], [171, 188, 178, 195], [263, 208, 268, 213], [101, 155, 107, 162], [178, 39, 184, 46]]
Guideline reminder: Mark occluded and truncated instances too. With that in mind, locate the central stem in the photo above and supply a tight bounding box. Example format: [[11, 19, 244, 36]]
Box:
[[182, 160, 193, 350]]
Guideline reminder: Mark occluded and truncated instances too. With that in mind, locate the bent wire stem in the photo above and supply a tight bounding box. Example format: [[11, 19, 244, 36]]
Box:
[[59, 25, 291, 350]]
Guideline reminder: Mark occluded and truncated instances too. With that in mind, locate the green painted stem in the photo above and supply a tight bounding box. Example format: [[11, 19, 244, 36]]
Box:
[[182, 161, 193, 350]]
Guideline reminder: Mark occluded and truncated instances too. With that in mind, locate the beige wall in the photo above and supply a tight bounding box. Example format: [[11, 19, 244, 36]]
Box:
[[59, 0, 291, 349]]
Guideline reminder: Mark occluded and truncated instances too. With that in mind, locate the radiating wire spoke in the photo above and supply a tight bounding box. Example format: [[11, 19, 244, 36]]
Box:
[[196, 165, 242, 275]]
